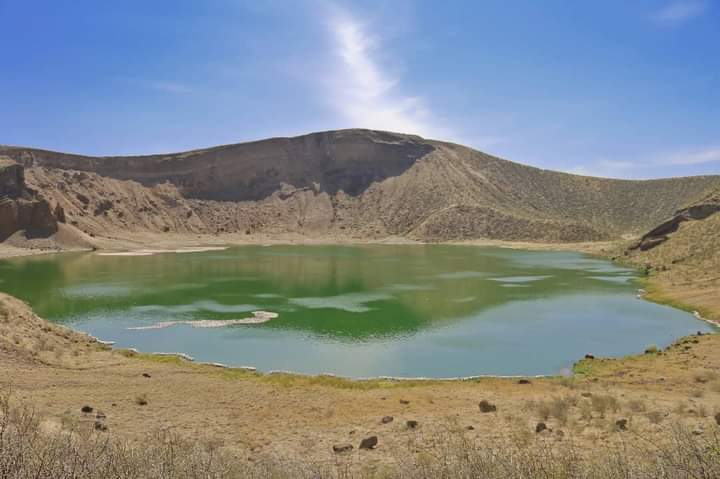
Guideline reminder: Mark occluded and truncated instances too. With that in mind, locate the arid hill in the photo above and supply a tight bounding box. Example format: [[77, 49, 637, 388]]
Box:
[[1, 129, 719, 243], [621, 185, 720, 320]]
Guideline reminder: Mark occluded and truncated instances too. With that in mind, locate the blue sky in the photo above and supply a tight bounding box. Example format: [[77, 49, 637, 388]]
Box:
[[0, 0, 718, 178]]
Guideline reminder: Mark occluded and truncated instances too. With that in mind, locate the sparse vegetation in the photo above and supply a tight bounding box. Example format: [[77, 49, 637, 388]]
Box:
[[1, 395, 719, 478], [590, 394, 619, 419]]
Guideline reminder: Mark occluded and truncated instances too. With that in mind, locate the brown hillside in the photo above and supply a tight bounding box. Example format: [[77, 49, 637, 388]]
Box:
[[2, 129, 719, 242]]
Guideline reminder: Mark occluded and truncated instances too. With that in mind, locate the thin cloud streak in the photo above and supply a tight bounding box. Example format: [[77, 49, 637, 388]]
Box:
[[564, 159, 639, 179], [324, 7, 453, 140], [664, 147, 720, 165], [652, 1, 707, 24]]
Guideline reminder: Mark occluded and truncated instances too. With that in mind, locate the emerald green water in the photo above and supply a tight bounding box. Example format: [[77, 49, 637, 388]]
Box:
[[0, 245, 713, 377]]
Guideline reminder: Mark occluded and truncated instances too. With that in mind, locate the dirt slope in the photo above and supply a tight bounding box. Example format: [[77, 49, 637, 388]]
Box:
[[621, 186, 720, 320], [2, 129, 719, 243]]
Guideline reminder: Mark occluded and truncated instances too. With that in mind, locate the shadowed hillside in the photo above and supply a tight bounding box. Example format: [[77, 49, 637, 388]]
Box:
[[2, 129, 719, 242]]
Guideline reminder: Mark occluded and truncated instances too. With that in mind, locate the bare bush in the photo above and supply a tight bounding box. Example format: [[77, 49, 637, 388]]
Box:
[[1, 395, 719, 478]]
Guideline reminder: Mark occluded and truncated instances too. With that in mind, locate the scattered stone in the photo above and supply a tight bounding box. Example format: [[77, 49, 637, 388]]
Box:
[[399, 399, 410, 405], [406, 420, 419, 429], [381, 416, 394, 424], [581, 392, 592, 398], [94, 421, 108, 432], [142, 373, 151, 378], [333, 444, 353, 454], [714, 413, 720, 426], [95, 411, 106, 419], [517, 379, 531, 385], [535, 422, 547, 433], [466, 425, 475, 431], [81, 405, 93, 413], [692, 427, 703, 436], [478, 400, 497, 413], [615, 419, 628, 431], [359, 436, 378, 450]]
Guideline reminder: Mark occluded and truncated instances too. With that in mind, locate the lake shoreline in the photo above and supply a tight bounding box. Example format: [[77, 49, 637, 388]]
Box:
[[1, 289, 719, 470], [3, 240, 715, 380]]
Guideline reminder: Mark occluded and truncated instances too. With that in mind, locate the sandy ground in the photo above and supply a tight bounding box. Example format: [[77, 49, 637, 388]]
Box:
[[0, 230, 616, 260]]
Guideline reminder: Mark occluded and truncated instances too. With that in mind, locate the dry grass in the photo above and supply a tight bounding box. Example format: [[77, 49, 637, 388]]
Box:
[[1, 394, 719, 479]]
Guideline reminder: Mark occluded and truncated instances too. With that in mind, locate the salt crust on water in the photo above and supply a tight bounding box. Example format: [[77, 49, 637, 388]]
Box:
[[128, 311, 279, 330]]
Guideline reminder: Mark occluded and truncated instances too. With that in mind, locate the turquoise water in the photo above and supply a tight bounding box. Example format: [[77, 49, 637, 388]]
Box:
[[0, 245, 713, 377]]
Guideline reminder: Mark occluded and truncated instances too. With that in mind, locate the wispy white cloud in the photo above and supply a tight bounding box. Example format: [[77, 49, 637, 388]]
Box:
[[564, 159, 638, 178], [663, 147, 720, 165], [652, 1, 707, 25], [323, 7, 452, 139]]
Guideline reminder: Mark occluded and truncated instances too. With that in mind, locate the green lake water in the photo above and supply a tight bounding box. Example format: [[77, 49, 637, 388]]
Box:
[[0, 245, 713, 378]]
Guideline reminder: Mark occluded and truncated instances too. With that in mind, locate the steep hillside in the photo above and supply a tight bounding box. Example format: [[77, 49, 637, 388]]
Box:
[[0, 156, 92, 251], [621, 186, 720, 320], [1, 129, 719, 243]]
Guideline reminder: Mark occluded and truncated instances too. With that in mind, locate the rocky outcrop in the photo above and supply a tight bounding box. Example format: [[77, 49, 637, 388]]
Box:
[[632, 200, 720, 251], [0, 159, 60, 241], [0, 156, 25, 198]]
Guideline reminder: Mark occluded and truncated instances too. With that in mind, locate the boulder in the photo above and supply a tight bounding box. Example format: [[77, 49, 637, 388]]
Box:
[[479, 400, 497, 413], [359, 436, 378, 450], [615, 418, 628, 431]]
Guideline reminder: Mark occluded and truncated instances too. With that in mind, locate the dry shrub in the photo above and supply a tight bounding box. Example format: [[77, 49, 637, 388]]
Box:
[[1, 395, 720, 478], [646, 410, 665, 424], [591, 394, 619, 418], [627, 399, 647, 413]]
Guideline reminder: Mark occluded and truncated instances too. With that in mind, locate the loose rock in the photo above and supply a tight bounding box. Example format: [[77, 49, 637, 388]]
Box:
[[517, 379, 531, 385], [536, 422, 547, 433], [81, 405, 93, 413], [381, 416, 393, 424], [406, 420, 418, 429], [479, 400, 497, 413], [359, 436, 378, 450], [615, 419, 628, 431], [333, 444, 353, 454]]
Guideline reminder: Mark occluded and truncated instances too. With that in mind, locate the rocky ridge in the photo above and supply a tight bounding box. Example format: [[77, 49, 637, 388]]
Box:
[[2, 129, 720, 245]]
